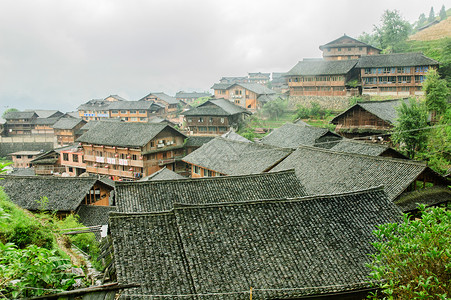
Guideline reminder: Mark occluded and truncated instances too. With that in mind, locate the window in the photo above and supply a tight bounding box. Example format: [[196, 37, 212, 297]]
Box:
[[188, 118, 192, 122], [111, 110, 118, 114], [205, 169, 213, 177], [138, 110, 146, 114], [27, 155, 33, 159], [348, 48, 351, 51], [209, 117, 213, 123], [130, 110, 137, 114], [140, 117, 147, 121], [208, 126, 217, 132], [193, 165, 200, 174], [120, 110, 126, 114], [16, 155, 22, 159], [338, 47, 341, 51], [359, 47, 362, 51], [198, 117, 204, 122], [220, 118, 224, 123], [415, 75, 425, 83], [72, 154, 79, 162], [68, 167, 73, 172], [63, 153, 69, 161], [132, 154, 137, 160]]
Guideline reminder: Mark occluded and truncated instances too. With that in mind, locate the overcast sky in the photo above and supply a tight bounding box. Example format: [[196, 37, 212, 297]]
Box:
[[0, 0, 446, 113]]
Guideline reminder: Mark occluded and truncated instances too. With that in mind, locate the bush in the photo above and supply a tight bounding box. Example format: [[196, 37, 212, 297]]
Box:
[[293, 102, 331, 120], [367, 205, 450, 299]]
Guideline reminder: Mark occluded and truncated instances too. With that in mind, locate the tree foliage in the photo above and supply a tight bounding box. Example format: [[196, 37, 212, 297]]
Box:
[[367, 205, 450, 299], [423, 69, 450, 118], [428, 6, 436, 22], [375, 10, 411, 52], [439, 5, 447, 21], [190, 96, 211, 108], [391, 98, 429, 159], [261, 98, 287, 120], [416, 13, 427, 30], [1, 108, 18, 119]]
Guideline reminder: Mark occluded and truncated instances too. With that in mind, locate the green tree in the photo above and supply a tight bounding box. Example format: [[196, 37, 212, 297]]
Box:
[[190, 96, 211, 108], [392, 98, 428, 159], [428, 6, 436, 22], [423, 69, 450, 119], [416, 13, 427, 30], [374, 10, 411, 52], [2, 108, 18, 119], [262, 98, 287, 120], [439, 5, 447, 20], [367, 205, 450, 299]]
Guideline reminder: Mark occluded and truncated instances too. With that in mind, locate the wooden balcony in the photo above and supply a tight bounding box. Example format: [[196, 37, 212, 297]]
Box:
[[86, 166, 135, 178]]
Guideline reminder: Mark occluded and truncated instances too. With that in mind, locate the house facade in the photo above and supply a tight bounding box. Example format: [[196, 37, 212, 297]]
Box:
[[139, 92, 181, 117], [9, 151, 42, 168], [78, 121, 187, 180], [183, 99, 250, 136], [53, 118, 87, 146], [108, 101, 165, 122], [211, 83, 276, 111], [3, 112, 38, 136], [30, 150, 65, 175], [286, 59, 358, 96], [59, 145, 86, 176], [356, 53, 439, 96], [248, 72, 270, 84], [78, 95, 125, 121], [319, 34, 381, 61]]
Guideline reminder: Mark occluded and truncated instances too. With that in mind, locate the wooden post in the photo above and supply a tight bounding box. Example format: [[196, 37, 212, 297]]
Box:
[[250, 287, 252, 300]]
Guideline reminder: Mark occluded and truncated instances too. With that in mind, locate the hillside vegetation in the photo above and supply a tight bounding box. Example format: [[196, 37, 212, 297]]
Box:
[[409, 16, 451, 41]]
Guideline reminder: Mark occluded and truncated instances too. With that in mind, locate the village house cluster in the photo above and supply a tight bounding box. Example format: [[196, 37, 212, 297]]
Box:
[[0, 33, 449, 298]]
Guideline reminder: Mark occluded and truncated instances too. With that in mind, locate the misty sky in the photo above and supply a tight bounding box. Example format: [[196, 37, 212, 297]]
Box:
[[0, 0, 446, 114]]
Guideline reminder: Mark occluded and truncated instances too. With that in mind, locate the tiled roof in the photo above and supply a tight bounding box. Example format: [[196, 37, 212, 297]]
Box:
[[52, 118, 85, 130], [8, 168, 36, 176], [271, 145, 439, 201], [185, 136, 215, 147], [27, 110, 64, 118], [4, 111, 37, 120], [257, 93, 286, 104], [261, 123, 342, 149], [182, 137, 292, 175], [108, 101, 160, 110], [232, 83, 276, 95], [139, 167, 186, 182], [175, 91, 211, 98], [331, 99, 409, 125], [319, 34, 380, 50], [210, 83, 233, 90], [109, 187, 401, 299], [221, 130, 251, 143], [77, 99, 114, 111], [0, 176, 99, 211], [286, 59, 358, 76], [32, 117, 62, 125], [140, 92, 179, 104], [77, 121, 185, 147], [330, 139, 406, 158], [77, 205, 117, 227], [105, 95, 127, 101], [356, 52, 439, 68], [183, 99, 250, 116], [115, 170, 307, 212], [394, 186, 451, 212]]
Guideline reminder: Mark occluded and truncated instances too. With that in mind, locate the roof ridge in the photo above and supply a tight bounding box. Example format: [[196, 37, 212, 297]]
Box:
[[357, 98, 408, 104], [0, 175, 96, 181], [115, 169, 297, 186], [171, 186, 386, 210], [295, 145, 428, 166]]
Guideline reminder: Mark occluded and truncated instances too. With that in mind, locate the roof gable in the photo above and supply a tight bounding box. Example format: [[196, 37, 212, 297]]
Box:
[[139, 167, 186, 181], [330, 139, 406, 158], [286, 59, 358, 76], [230, 83, 276, 95], [77, 121, 185, 147], [319, 34, 380, 50], [271, 145, 432, 201], [182, 137, 292, 175], [116, 170, 307, 212], [110, 187, 401, 299], [139, 92, 178, 104]]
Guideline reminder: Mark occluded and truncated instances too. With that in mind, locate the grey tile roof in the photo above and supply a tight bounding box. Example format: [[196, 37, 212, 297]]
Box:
[[356, 52, 439, 68], [77, 99, 114, 111], [331, 99, 409, 125], [175, 91, 211, 98], [331, 139, 393, 156], [8, 168, 36, 176], [271, 145, 436, 201], [232, 83, 276, 95], [185, 136, 215, 147], [76, 205, 117, 227], [116, 170, 307, 212], [261, 123, 342, 149], [140, 92, 179, 104], [139, 167, 186, 182], [183, 98, 250, 116], [105, 95, 128, 101], [394, 186, 451, 212], [109, 187, 401, 299], [0, 176, 99, 211], [221, 130, 251, 143], [257, 93, 286, 104], [319, 34, 380, 50], [77, 121, 185, 147], [182, 137, 292, 175], [52, 118, 85, 130], [32, 117, 62, 125], [108, 101, 160, 110], [210, 83, 233, 90], [4, 111, 37, 120], [26, 110, 64, 118], [286, 59, 358, 76]]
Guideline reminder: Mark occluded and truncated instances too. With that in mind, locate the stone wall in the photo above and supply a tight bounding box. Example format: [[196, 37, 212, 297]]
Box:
[[288, 96, 351, 112], [0, 135, 56, 157]]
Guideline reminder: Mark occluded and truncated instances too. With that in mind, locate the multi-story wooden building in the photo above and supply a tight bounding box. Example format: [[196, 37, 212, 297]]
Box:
[[211, 83, 276, 111], [53, 118, 87, 146], [356, 53, 439, 96], [219, 76, 248, 84], [78, 95, 125, 121], [139, 92, 181, 117], [248, 72, 270, 84], [319, 34, 381, 61], [286, 59, 359, 96], [9, 151, 42, 168], [175, 91, 211, 104], [3, 111, 38, 136], [30, 150, 65, 176], [59, 145, 86, 176], [108, 101, 165, 122], [77, 121, 187, 180], [183, 98, 250, 136]]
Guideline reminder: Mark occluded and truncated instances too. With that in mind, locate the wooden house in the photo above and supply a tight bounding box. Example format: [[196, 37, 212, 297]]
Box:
[[183, 137, 292, 178], [0, 176, 114, 216], [78, 95, 125, 121], [285, 59, 359, 96], [108, 101, 165, 122], [9, 150, 42, 168], [248, 72, 270, 84], [175, 91, 211, 104], [31, 117, 61, 135], [52, 118, 87, 146], [139, 92, 181, 117], [30, 150, 65, 175], [330, 98, 408, 139], [3, 111, 38, 136], [183, 98, 251, 136], [109, 186, 400, 299], [272, 145, 450, 203], [58, 144, 87, 176], [77, 121, 187, 180], [356, 52, 439, 96], [319, 34, 381, 61]]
